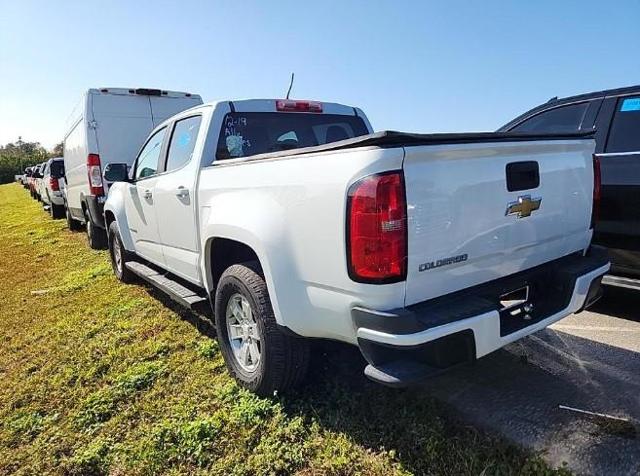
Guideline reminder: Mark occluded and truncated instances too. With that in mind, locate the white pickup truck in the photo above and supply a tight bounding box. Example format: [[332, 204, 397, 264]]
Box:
[[103, 98, 609, 395]]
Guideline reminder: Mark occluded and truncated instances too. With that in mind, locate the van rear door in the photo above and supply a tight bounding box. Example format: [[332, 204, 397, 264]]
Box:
[[89, 91, 154, 172]]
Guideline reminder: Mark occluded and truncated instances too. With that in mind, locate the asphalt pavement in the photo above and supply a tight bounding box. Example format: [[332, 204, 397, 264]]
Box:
[[424, 284, 640, 475]]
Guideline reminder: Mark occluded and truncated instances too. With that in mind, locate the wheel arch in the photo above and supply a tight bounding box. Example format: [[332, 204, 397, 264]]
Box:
[[203, 233, 286, 326], [207, 237, 261, 292], [103, 184, 135, 252], [104, 210, 116, 231]]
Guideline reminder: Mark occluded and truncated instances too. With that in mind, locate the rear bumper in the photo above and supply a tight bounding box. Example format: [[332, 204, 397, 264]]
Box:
[[354, 249, 609, 387]]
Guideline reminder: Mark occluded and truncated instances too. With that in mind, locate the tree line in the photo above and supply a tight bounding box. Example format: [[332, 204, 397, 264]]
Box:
[[0, 138, 63, 184]]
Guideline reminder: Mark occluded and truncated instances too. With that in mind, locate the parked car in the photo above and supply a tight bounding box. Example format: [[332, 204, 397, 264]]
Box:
[[40, 157, 66, 219], [499, 85, 640, 288], [36, 162, 49, 202], [29, 166, 41, 198], [26, 167, 37, 197], [31, 163, 46, 201], [22, 167, 32, 189], [104, 98, 609, 396], [62, 87, 203, 248]]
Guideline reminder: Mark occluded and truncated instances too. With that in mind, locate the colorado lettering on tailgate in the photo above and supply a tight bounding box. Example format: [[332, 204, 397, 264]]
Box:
[[419, 254, 468, 272]]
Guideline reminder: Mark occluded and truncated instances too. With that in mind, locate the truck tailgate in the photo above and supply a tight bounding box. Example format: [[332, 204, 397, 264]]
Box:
[[403, 139, 595, 306]]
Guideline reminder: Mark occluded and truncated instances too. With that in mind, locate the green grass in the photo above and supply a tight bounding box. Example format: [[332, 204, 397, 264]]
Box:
[[0, 183, 569, 475]]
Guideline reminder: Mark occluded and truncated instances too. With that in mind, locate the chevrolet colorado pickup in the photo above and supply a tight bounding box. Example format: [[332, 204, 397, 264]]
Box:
[[103, 98, 609, 396]]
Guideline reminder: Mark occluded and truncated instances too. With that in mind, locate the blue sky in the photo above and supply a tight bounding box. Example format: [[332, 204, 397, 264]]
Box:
[[1, 0, 638, 149]]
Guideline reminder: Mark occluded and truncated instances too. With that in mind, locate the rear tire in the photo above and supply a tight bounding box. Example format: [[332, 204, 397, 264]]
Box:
[[66, 205, 83, 231], [51, 204, 65, 219], [108, 221, 136, 283], [214, 262, 310, 396], [85, 208, 107, 249]]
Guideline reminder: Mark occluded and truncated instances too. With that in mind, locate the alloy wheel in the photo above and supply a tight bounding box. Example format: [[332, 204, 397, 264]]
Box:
[[225, 293, 261, 372]]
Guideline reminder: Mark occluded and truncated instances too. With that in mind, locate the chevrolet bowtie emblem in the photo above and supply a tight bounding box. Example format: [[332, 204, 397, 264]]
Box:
[[505, 195, 542, 218]]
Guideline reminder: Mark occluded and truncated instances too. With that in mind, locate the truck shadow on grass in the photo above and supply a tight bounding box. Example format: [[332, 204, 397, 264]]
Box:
[[406, 322, 640, 475], [140, 285, 569, 474], [140, 282, 640, 474], [298, 331, 640, 475]]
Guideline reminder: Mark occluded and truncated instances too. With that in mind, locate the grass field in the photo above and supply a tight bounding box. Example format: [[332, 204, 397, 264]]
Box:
[[0, 183, 568, 475]]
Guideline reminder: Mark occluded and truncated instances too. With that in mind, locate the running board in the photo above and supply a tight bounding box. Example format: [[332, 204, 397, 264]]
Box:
[[602, 274, 640, 291], [125, 261, 210, 314]]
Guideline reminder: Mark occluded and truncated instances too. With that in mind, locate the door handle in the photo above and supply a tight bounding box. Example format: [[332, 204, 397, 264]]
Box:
[[175, 186, 189, 198], [143, 189, 152, 200]]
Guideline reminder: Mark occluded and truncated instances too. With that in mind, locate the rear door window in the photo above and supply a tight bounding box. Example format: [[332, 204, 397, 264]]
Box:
[[165, 116, 202, 172], [50, 160, 65, 178], [134, 127, 167, 180], [511, 102, 589, 133], [148, 96, 203, 126], [216, 112, 369, 160], [605, 96, 640, 153]]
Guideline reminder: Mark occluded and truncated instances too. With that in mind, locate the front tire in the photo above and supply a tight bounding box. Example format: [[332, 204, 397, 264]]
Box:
[[214, 262, 310, 396], [107, 221, 137, 283], [85, 208, 107, 249]]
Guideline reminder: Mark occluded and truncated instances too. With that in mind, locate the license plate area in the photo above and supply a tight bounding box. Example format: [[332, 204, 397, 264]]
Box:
[[498, 283, 539, 336], [497, 275, 571, 336], [498, 285, 540, 336], [499, 286, 529, 313]]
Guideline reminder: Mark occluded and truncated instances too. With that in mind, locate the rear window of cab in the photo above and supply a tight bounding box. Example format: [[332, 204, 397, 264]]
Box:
[[216, 112, 369, 160], [50, 160, 65, 178]]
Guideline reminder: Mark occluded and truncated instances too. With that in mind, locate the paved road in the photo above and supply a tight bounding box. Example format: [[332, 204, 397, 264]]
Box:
[[425, 284, 640, 475]]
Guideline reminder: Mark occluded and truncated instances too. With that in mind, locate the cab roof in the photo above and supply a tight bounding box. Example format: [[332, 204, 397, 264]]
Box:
[[153, 98, 371, 132]]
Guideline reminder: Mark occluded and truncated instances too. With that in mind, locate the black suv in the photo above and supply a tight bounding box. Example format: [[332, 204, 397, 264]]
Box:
[[500, 85, 640, 288]]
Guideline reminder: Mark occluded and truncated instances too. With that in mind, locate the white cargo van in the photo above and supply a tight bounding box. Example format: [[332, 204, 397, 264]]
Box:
[[63, 87, 203, 248]]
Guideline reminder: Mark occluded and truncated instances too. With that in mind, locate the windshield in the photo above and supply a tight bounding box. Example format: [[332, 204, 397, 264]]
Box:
[[216, 112, 369, 160]]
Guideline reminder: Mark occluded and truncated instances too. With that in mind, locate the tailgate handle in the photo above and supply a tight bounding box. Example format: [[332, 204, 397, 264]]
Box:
[[506, 161, 539, 192]]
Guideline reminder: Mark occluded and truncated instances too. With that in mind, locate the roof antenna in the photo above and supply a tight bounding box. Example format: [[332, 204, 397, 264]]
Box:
[[285, 73, 295, 99]]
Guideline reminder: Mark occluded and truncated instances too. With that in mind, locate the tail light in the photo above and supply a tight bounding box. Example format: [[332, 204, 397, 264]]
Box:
[[347, 171, 407, 283], [87, 154, 104, 196], [591, 154, 601, 228], [276, 100, 323, 113], [49, 177, 59, 191]]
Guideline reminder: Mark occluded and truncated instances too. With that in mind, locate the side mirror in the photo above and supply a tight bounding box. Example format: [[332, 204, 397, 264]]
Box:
[[103, 163, 130, 183]]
